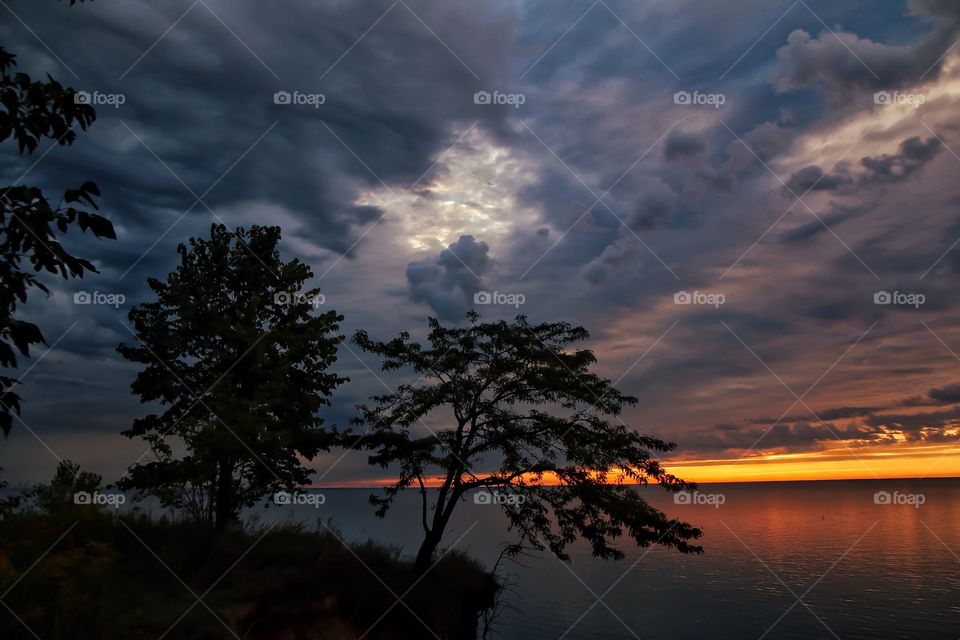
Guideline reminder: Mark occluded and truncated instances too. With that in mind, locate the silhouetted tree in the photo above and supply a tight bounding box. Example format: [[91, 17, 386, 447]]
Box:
[[354, 312, 702, 571], [118, 224, 346, 529], [33, 460, 102, 515], [0, 0, 115, 437]]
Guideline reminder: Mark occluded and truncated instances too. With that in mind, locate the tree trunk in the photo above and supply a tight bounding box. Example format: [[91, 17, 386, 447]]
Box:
[[213, 459, 233, 531], [414, 530, 442, 573]]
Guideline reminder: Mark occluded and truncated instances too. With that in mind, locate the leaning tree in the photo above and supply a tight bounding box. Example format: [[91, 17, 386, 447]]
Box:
[[118, 224, 346, 529], [353, 312, 702, 571]]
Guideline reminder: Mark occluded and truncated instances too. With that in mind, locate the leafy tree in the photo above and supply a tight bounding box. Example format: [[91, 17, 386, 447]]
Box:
[[118, 224, 346, 529], [32, 459, 102, 515], [0, 0, 116, 437], [353, 312, 703, 571]]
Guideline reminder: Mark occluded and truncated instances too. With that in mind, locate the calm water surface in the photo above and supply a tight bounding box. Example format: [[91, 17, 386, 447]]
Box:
[[262, 478, 960, 639]]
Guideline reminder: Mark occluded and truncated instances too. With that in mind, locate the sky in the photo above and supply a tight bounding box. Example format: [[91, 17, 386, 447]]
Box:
[[3, 0, 960, 486]]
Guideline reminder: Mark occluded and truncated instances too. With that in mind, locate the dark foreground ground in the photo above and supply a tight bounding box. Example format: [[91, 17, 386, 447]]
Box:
[[0, 510, 498, 639]]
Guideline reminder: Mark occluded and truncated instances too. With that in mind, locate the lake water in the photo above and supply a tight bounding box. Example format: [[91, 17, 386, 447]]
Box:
[[262, 478, 960, 639]]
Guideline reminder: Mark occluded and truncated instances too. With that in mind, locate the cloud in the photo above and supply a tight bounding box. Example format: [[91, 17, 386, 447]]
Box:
[[629, 182, 679, 229], [785, 165, 853, 194], [864, 405, 960, 436], [778, 202, 868, 244], [781, 135, 942, 203], [860, 135, 943, 184], [8, 0, 960, 482], [748, 406, 886, 424], [929, 384, 960, 403], [664, 130, 705, 161], [406, 235, 490, 319], [773, 29, 917, 94], [1, 0, 520, 265], [902, 383, 960, 406], [719, 121, 795, 181], [771, 0, 960, 100], [580, 236, 647, 285], [682, 419, 889, 455]]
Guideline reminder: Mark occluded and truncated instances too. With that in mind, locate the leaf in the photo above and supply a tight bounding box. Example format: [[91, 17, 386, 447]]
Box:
[[8, 320, 44, 356], [85, 213, 115, 239]]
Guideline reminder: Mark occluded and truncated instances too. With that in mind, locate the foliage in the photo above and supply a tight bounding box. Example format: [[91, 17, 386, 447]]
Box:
[[0, 0, 115, 437], [353, 312, 703, 570], [32, 460, 103, 515], [117, 224, 346, 529]]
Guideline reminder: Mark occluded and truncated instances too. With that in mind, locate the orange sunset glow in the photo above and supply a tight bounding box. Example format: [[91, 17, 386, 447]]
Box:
[[320, 441, 960, 488], [667, 442, 960, 483]]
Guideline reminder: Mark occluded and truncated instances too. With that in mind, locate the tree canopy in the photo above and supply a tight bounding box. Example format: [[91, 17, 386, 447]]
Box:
[[353, 312, 702, 570], [118, 224, 346, 528]]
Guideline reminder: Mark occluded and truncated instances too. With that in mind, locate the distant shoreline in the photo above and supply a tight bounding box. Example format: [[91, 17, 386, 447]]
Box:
[[307, 475, 960, 489], [4, 475, 957, 494]]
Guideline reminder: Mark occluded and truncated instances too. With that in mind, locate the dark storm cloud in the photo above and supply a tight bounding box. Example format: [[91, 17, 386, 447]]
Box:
[[7, 0, 960, 484], [778, 134, 943, 249], [778, 203, 868, 244], [926, 384, 960, 404], [682, 419, 889, 454], [686, 397, 960, 453], [718, 121, 797, 183], [747, 406, 886, 425], [406, 235, 490, 320], [0, 0, 518, 481], [629, 183, 678, 230], [785, 165, 854, 194], [1, 0, 518, 262], [664, 131, 706, 161], [697, 400, 960, 453], [772, 0, 960, 97], [901, 383, 960, 406], [860, 136, 943, 184], [864, 405, 960, 435]]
